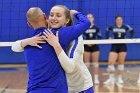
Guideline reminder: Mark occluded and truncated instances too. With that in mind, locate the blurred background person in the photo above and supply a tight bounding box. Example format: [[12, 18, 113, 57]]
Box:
[[104, 14, 134, 85], [83, 13, 102, 84]]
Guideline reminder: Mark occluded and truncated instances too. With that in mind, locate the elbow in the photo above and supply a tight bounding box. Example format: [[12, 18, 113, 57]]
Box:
[[65, 64, 76, 74], [82, 17, 91, 30], [66, 67, 75, 74]]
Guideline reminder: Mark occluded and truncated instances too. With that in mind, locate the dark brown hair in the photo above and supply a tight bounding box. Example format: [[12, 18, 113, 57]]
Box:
[[115, 14, 122, 20]]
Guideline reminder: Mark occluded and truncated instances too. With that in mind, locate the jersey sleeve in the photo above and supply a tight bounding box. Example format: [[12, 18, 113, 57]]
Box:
[[96, 26, 102, 39], [106, 26, 113, 39], [59, 12, 90, 46], [126, 25, 134, 38], [11, 40, 24, 52], [58, 50, 76, 73], [57, 36, 84, 74]]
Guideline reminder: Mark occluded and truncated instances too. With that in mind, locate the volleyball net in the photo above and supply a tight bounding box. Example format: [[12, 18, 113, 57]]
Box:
[[1, 38, 140, 47], [0, 38, 140, 67]]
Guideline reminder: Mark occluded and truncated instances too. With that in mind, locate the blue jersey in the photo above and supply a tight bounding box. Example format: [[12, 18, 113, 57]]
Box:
[[24, 12, 90, 93]]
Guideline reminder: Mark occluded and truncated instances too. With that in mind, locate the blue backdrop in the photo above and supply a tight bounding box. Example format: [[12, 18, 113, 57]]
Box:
[[0, 0, 140, 64]]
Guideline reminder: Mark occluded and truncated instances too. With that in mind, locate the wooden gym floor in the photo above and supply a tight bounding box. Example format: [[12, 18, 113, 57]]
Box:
[[0, 62, 140, 93]]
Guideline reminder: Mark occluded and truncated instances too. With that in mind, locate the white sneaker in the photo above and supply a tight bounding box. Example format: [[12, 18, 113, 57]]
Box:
[[137, 74, 140, 84], [103, 78, 115, 85], [94, 75, 99, 84], [117, 77, 124, 84], [116, 78, 124, 87], [137, 79, 140, 84], [94, 79, 100, 85]]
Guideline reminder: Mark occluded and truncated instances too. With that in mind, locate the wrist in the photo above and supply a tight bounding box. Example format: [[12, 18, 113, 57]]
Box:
[[53, 42, 62, 56], [21, 38, 30, 48], [53, 42, 61, 49]]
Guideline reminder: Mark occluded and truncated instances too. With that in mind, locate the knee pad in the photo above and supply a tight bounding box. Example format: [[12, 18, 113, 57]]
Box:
[[93, 62, 99, 68], [107, 65, 115, 72], [117, 64, 124, 71]]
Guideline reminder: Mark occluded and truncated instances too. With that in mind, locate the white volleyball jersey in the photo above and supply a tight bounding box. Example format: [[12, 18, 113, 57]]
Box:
[[66, 35, 93, 93]]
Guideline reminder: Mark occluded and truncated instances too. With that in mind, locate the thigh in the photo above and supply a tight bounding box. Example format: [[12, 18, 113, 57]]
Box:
[[118, 52, 127, 64], [91, 51, 100, 62]]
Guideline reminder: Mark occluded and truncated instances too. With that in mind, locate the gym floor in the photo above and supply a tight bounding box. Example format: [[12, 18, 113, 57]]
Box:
[[0, 62, 140, 93]]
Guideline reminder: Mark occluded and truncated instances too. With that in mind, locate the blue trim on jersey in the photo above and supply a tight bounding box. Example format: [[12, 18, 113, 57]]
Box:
[[79, 87, 94, 93], [70, 38, 78, 58]]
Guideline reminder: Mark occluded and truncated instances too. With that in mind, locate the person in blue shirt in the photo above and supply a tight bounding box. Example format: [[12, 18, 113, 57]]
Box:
[[12, 5, 90, 93]]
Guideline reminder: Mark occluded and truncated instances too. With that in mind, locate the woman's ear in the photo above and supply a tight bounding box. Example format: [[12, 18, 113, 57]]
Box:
[[66, 18, 70, 24], [43, 13, 49, 28], [43, 13, 47, 21], [43, 13, 48, 27], [27, 22, 32, 27]]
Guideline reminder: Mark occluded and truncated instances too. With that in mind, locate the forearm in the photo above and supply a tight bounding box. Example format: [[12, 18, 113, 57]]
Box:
[[72, 12, 91, 36], [52, 42, 76, 73], [52, 42, 63, 56], [130, 30, 134, 38], [106, 31, 110, 39], [59, 12, 90, 45], [20, 38, 31, 48], [97, 32, 102, 39], [58, 50, 76, 73], [11, 38, 31, 52], [74, 12, 90, 25]]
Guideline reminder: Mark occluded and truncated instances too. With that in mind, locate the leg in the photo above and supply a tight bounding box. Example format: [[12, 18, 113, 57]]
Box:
[[91, 51, 100, 84], [137, 73, 140, 84], [117, 52, 127, 84], [84, 45, 92, 68], [118, 52, 127, 72], [108, 52, 118, 65], [84, 51, 91, 68], [104, 52, 118, 85]]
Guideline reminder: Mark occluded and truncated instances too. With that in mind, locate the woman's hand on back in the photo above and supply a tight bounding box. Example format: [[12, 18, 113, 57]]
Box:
[[42, 29, 60, 47]]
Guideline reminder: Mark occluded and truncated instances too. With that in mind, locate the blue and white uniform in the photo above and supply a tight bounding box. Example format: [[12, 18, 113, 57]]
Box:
[[58, 35, 93, 93]]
